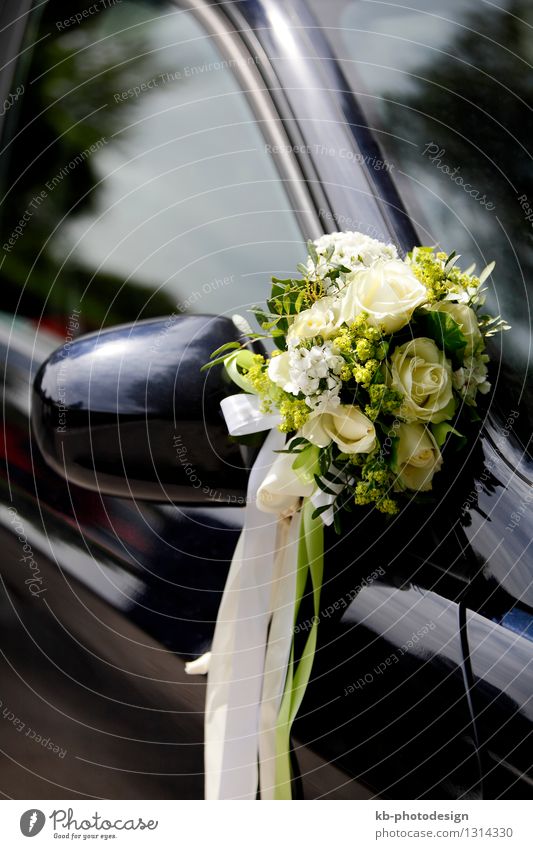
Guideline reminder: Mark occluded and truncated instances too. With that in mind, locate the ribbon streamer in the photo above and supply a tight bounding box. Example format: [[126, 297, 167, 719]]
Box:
[[258, 509, 302, 798], [191, 394, 324, 799], [203, 426, 284, 799], [274, 500, 324, 797]]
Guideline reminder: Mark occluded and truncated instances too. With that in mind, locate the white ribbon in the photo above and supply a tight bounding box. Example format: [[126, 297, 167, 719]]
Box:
[[220, 394, 281, 436], [188, 394, 319, 799], [203, 422, 285, 799], [258, 509, 302, 798]]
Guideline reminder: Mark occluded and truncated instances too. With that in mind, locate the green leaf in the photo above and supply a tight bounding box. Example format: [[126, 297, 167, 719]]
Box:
[[295, 290, 306, 313], [307, 239, 318, 266], [275, 437, 309, 455], [445, 251, 461, 269], [371, 366, 385, 385], [314, 475, 339, 496], [311, 504, 332, 520], [200, 354, 233, 372], [479, 260, 495, 283], [200, 345, 242, 371], [251, 306, 273, 325], [209, 341, 242, 359], [422, 309, 467, 356], [318, 445, 331, 476], [293, 445, 320, 485], [224, 350, 258, 393], [431, 422, 465, 449], [288, 436, 310, 451], [268, 298, 282, 315], [465, 404, 482, 423], [321, 468, 343, 484], [262, 319, 281, 331]]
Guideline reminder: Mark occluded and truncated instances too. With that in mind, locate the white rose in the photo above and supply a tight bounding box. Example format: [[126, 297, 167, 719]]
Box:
[[256, 451, 314, 515], [393, 423, 443, 492], [287, 296, 340, 342], [339, 259, 427, 332], [267, 351, 295, 393], [301, 404, 376, 454], [430, 302, 483, 356], [390, 337, 455, 424]]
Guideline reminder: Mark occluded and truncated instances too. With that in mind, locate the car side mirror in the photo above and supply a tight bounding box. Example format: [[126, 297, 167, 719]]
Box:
[[32, 315, 257, 505]]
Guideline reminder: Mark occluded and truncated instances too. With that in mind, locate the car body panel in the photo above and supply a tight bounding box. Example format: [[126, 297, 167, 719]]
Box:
[[0, 0, 531, 799]]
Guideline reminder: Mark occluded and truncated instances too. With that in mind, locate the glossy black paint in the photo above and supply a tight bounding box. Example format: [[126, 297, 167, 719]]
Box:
[[0, 0, 530, 801], [32, 315, 254, 505]]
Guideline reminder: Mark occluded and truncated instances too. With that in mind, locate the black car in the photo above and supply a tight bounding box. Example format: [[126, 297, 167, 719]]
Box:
[[0, 0, 532, 800]]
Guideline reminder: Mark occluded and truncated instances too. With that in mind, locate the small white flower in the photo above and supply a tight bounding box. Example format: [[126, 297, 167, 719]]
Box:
[[452, 367, 466, 392], [307, 231, 398, 294], [444, 283, 482, 305], [454, 354, 490, 404], [306, 387, 342, 412], [277, 340, 345, 410]]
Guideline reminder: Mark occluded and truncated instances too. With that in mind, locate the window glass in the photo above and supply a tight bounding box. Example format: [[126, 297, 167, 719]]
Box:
[[1, 0, 306, 331], [308, 0, 533, 453]]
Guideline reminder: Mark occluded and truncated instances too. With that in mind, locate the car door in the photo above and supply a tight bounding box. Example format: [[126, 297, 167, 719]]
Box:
[[306, 0, 533, 798], [2, 0, 522, 803], [204, 0, 485, 799], [0, 0, 351, 799]]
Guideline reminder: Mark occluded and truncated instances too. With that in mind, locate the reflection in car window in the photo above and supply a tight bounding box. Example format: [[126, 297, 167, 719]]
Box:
[[308, 0, 532, 457], [0, 0, 305, 331]]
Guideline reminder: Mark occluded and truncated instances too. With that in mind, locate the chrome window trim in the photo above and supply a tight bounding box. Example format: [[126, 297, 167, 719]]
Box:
[[213, 0, 419, 251], [178, 0, 324, 241], [0, 0, 33, 106]]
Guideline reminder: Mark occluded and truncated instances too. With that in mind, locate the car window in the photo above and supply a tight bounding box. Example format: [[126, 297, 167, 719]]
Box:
[[0, 0, 306, 333], [307, 0, 533, 457]]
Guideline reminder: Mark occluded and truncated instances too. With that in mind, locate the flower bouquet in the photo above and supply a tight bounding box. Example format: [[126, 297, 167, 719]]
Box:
[[195, 230, 508, 800]]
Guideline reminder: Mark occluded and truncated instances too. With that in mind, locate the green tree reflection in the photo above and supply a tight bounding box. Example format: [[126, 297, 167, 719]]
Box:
[[0, 0, 176, 331]]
